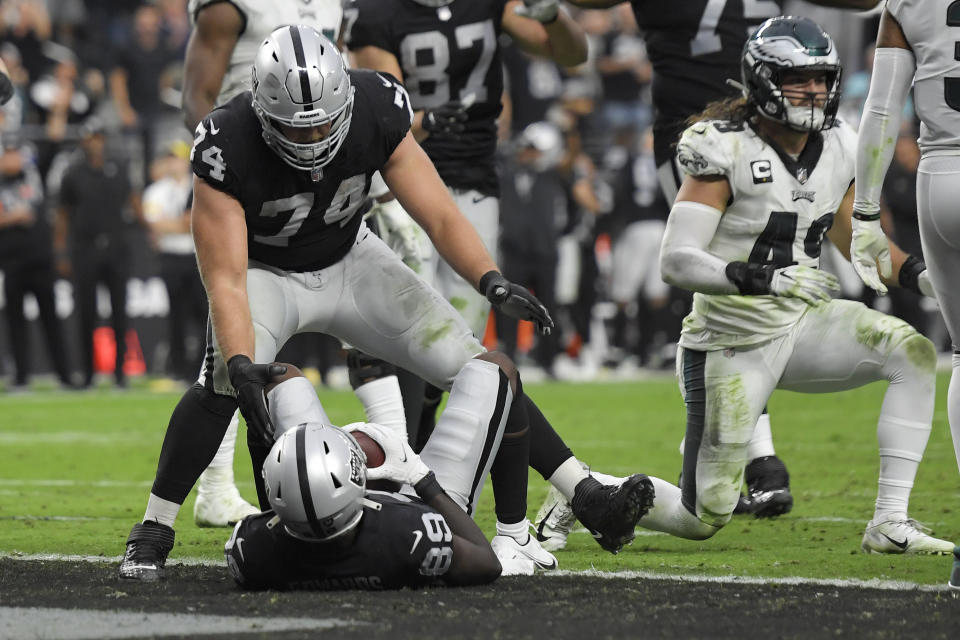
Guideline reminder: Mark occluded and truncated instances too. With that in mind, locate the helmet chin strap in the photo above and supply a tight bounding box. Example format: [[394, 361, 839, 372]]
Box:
[[784, 102, 825, 132]]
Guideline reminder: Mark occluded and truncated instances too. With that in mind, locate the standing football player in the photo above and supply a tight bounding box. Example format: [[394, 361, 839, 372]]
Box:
[[544, 0, 882, 525], [180, 0, 343, 528], [342, 0, 588, 449], [226, 350, 556, 589], [639, 17, 952, 554], [118, 26, 653, 582], [850, 0, 960, 480]]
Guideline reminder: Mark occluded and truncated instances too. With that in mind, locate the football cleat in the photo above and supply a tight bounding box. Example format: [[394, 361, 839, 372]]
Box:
[[491, 534, 558, 574], [534, 485, 577, 552], [194, 484, 260, 528], [861, 518, 955, 555], [118, 521, 175, 581], [743, 455, 793, 518], [948, 546, 960, 591], [571, 474, 655, 554]]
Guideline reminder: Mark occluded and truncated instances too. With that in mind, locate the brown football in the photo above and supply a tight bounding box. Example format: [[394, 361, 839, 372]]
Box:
[[352, 431, 386, 468]]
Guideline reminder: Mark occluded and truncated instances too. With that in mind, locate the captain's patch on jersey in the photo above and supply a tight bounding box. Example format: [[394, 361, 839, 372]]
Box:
[[751, 160, 773, 184]]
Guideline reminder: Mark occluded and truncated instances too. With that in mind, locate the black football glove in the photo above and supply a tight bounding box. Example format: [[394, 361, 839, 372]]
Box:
[[480, 270, 554, 336], [227, 355, 287, 445], [422, 100, 468, 140]]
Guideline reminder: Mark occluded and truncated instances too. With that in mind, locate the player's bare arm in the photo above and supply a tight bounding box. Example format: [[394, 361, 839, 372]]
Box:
[[182, 2, 244, 131], [425, 490, 501, 586], [876, 7, 911, 50], [502, 1, 587, 67], [191, 177, 255, 362], [381, 132, 499, 289]]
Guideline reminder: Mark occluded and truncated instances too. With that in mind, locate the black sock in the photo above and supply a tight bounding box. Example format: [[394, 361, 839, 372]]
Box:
[[491, 376, 530, 525], [396, 368, 427, 447], [152, 384, 236, 504], [525, 395, 573, 480]]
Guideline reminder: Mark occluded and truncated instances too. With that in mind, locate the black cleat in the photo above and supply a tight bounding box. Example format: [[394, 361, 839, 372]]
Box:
[[119, 521, 175, 581], [743, 455, 793, 518], [571, 474, 655, 554]]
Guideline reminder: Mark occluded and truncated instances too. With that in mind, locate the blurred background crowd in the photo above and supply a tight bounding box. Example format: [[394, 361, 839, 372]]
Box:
[[0, 0, 943, 391]]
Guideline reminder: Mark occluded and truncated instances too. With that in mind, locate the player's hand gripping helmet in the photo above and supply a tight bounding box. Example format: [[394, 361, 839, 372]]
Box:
[[741, 16, 842, 132], [252, 25, 355, 180], [263, 424, 367, 541]]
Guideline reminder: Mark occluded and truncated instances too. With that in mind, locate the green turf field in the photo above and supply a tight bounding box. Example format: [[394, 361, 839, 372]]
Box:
[[2, 374, 957, 586]]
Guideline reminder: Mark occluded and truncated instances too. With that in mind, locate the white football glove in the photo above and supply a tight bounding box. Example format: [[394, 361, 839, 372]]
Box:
[[768, 265, 839, 305], [850, 216, 892, 295], [372, 198, 426, 271], [514, 0, 559, 23], [343, 422, 430, 486]]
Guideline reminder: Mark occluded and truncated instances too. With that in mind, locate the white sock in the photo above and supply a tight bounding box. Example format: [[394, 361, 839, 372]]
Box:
[[874, 415, 929, 522], [949, 353, 960, 474], [746, 412, 776, 462], [197, 412, 239, 494], [354, 376, 407, 436], [496, 518, 530, 544], [548, 457, 591, 501], [143, 493, 181, 528], [590, 470, 626, 485], [638, 476, 718, 540]]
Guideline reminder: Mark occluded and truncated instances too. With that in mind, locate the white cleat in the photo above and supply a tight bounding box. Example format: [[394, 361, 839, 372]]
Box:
[[194, 485, 260, 528], [491, 534, 558, 575], [534, 484, 577, 552], [861, 518, 955, 555]]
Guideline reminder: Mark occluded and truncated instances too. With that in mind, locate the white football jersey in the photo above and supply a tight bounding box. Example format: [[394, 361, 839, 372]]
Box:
[[675, 118, 857, 349], [188, 0, 343, 107], [887, 0, 960, 155]]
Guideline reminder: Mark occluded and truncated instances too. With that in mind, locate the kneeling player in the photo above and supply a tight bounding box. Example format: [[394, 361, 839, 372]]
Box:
[[533, 17, 954, 555], [224, 352, 589, 589]]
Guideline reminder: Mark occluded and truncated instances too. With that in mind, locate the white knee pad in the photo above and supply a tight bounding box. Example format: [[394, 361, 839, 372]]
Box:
[[420, 359, 511, 514], [267, 377, 331, 436]]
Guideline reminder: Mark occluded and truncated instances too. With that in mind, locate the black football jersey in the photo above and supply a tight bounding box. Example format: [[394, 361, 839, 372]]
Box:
[[225, 492, 454, 590], [189, 70, 412, 272], [630, 0, 783, 162], [346, 0, 509, 196]]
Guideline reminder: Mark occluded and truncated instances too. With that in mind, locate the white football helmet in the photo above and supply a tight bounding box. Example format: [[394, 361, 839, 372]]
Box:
[[251, 25, 355, 178], [262, 423, 367, 541], [741, 16, 842, 132]]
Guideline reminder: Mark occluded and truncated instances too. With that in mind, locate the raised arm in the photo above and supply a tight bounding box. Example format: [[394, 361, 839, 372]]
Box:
[[181, 2, 244, 131], [502, 0, 588, 67], [850, 8, 915, 293]]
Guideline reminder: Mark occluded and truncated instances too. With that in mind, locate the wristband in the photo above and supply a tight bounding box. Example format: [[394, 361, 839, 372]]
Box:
[[413, 471, 445, 503], [898, 254, 926, 296], [852, 210, 881, 222], [725, 261, 775, 295]]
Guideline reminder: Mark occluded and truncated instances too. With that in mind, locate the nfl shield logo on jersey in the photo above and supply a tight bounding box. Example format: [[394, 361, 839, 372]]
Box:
[[795, 167, 808, 184]]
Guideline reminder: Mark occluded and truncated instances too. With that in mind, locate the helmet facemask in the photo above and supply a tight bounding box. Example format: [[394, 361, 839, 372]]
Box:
[[252, 26, 355, 180], [741, 17, 842, 133]]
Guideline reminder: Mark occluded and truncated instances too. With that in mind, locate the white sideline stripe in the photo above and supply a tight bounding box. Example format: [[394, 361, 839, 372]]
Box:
[[1, 552, 949, 592], [0, 479, 153, 488], [547, 569, 953, 592], [0, 516, 116, 522], [0, 607, 358, 639]]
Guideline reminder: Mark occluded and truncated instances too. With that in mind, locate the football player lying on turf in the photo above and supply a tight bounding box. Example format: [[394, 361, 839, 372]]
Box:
[[224, 352, 569, 589], [535, 16, 955, 555]]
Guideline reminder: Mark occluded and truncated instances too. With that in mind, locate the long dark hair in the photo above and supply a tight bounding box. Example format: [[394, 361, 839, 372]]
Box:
[[685, 95, 755, 128]]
